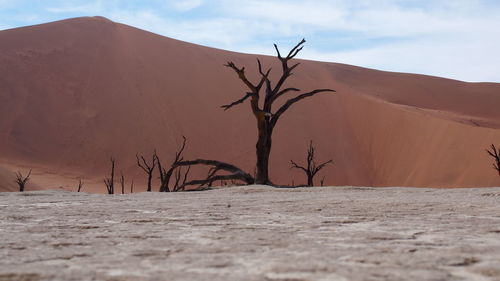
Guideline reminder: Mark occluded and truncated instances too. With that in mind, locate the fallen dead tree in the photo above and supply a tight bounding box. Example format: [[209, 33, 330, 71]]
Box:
[[155, 136, 254, 192]]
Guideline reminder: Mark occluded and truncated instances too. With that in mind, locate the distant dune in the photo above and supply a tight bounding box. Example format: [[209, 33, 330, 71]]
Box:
[[1, 16, 500, 192]]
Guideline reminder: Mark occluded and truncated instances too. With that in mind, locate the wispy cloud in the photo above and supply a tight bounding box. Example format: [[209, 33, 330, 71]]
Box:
[[45, 0, 104, 14], [1, 0, 499, 82], [171, 0, 204, 12]]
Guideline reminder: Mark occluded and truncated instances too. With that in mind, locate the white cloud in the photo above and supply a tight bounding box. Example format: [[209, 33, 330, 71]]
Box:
[[46, 1, 103, 14], [10, 0, 500, 82], [303, 36, 500, 82], [108, 9, 281, 49], [171, 0, 204, 11], [209, 0, 500, 82]]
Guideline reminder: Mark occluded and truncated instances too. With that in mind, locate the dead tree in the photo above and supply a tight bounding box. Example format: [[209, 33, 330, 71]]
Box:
[[156, 137, 188, 192], [156, 136, 254, 191], [171, 165, 191, 192], [136, 152, 156, 192], [223, 39, 335, 184], [291, 140, 332, 186], [103, 157, 115, 194], [174, 159, 254, 190], [120, 171, 125, 194], [486, 144, 500, 176], [77, 178, 84, 192], [15, 169, 32, 192]]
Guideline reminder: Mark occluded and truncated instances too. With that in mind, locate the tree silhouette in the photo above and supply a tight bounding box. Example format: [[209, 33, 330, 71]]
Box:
[[15, 169, 32, 192], [156, 137, 187, 192], [486, 144, 500, 176], [291, 140, 332, 186], [77, 178, 83, 192], [103, 157, 115, 194], [156, 136, 253, 191], [223, 39, 335, 184], [120, 171, 125, 194], [136, 152, 156, 192]]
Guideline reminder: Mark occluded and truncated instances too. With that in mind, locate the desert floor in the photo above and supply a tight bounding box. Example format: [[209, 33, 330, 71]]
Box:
[[1, 185, 500, 281]]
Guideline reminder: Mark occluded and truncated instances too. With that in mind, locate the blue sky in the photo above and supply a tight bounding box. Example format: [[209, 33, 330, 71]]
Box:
[[1, 0, 499, 82]]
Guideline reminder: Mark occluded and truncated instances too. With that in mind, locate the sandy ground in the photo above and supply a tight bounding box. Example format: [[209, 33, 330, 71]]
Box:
[[1, 185, 500, 281]]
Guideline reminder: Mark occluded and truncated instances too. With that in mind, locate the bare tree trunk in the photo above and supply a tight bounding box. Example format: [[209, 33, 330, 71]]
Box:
[[147, 173, 152, 192], [15, 169, 31, 192], [104, 157, 115, 194], [256, 126, 272, 184], [120, 171, 125, 194], [77, 178, 83, 192]]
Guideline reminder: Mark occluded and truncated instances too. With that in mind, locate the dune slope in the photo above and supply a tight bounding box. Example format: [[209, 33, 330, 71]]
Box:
[[1, 16, 500, 191]]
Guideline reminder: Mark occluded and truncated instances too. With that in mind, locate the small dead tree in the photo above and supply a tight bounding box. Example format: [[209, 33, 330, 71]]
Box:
[[136, 152, 156, 192], [103, 157, 115, 194], [223, 39, 335, 185], [15, 169, 32, 192], [120, 171, 125, 194], [77, 178, 84, 192], [291, 141, 332, 187], [156, 136, 254, 191], [156, 137, 188, 192], [486, 144, 500, 176]]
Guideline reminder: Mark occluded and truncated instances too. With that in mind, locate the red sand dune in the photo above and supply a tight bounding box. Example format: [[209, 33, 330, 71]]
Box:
[[1, 16, 500, 192]]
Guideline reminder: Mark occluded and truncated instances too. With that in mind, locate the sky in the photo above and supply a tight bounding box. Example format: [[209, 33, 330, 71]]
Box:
[[0, 0, 499, 82]]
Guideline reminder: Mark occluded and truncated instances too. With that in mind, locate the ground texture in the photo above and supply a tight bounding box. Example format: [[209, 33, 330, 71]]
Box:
[[1, 185, 500, 281]]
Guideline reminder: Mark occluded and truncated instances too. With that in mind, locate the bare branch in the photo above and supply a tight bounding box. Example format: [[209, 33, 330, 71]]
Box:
[[136, 153, 156, 173], [287, 38, 306, 59], [257, 58, 272, 91], [288, 62, 301, 74], [221, 92, 253, 110], [271, 89, 335, 129], [486, 144, 500, 176], [312, 159, 334, 177], [290, 160, 308, 174], [272, 87, 300, 103], [224, 62, 256, 92], [273, 44, 282, 59]]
